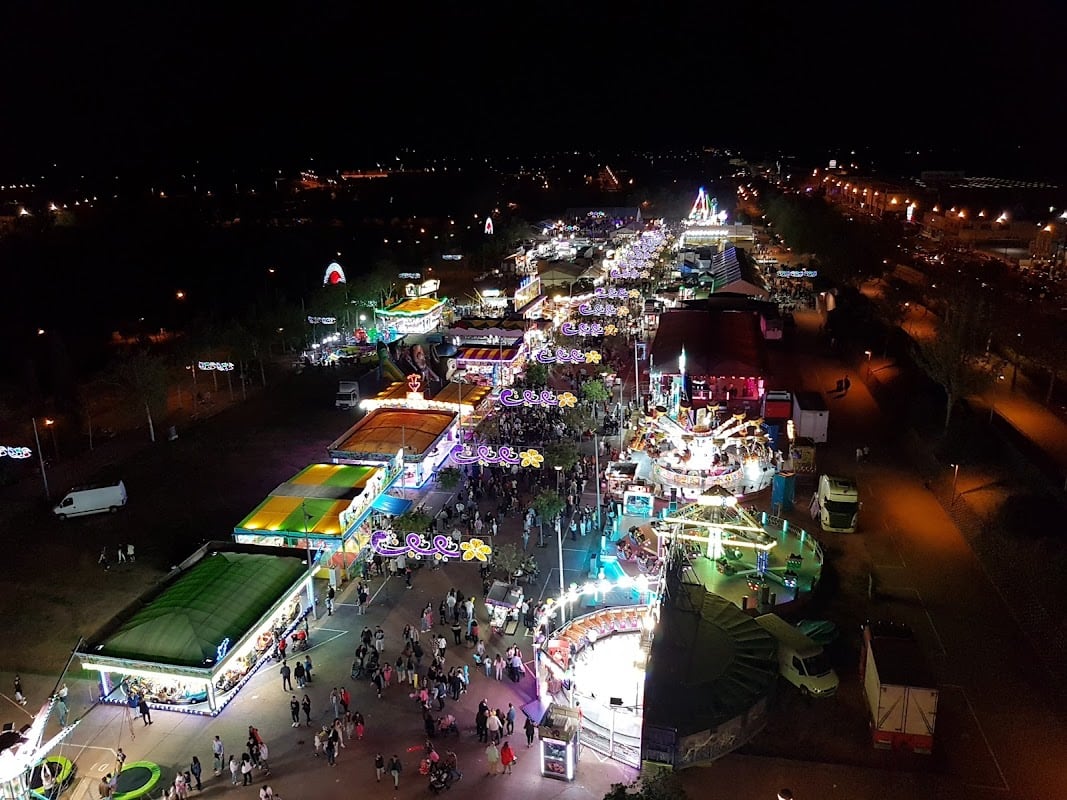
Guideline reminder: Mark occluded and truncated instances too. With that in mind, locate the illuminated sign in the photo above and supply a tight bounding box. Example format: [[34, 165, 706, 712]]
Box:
[[484, 217, 494, 235], [198, 361, 235, 371], [324, 262, 347, 285], [451, 444, 544, 468], [534, 348, 601, 365], [442, 254, 463, 261], [499, 389, 577, 408], [216, 638, 231, 662], [0, 446, 32, 459], [406, 373, 423, 394], [307, 316, 337, 324], [578, 301, 617, 316]]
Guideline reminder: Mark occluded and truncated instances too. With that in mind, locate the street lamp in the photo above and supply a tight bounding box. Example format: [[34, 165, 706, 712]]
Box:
[[950, 463, 960, 506], [864, 350, 872, 380], [555, 466, 566, 625], [989, 373, 1005, 423], [777, 791, 794, 800], [44, 418, 59, 460]]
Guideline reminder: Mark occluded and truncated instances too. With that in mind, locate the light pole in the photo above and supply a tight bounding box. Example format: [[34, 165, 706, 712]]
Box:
[[31, 418, 50, 500], [555, 466, 566, 625], [864, 350, 872, 381], [989, 373, 1005, 423], [950, 462, 960, 506]]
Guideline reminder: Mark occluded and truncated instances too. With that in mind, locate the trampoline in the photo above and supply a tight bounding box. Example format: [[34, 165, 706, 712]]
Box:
[[113, 761, 162, 800]]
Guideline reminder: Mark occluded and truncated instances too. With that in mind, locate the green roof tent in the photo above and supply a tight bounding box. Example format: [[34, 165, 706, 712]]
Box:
[[77, 542, 313, 712]]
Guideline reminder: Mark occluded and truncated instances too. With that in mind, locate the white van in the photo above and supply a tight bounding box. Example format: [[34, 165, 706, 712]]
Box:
[[53, 481, 127, 519], [755, 613, 839, 698]]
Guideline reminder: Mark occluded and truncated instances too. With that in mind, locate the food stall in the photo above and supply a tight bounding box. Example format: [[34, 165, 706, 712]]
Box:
[[538, 704, 580, 781], [374, 297, 446, 335], [485, 580, 524, 636], [622, 485, 654, 517]]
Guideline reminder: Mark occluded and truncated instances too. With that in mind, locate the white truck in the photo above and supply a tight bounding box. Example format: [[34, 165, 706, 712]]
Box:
[[54, 480, 127, 519], [860, 621, 938, 753], [335, 381, 360, 409], [792, 391, 829, 443], [813, 474, 860, 532], [754, 613, 839, 698]]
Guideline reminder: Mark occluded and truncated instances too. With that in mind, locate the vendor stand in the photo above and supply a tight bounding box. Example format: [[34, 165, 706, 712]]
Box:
[[485, 580, 523, 636], [537, 704, 580, 781]]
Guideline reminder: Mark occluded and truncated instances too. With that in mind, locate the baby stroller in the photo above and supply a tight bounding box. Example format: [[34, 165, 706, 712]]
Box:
[[350, 660, 364, 679], [428, 764, 452, 794], [436, 714, 459, 737]]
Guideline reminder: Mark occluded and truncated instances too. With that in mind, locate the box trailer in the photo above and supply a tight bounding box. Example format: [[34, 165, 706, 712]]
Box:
[[860, 622, 938, 753], [792, 391, 829, 443]]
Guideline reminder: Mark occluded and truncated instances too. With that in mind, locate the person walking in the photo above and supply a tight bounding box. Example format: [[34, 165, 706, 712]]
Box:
[[500, 741, 516, 774], [294, 660, 306, 689], [189, 756, 203, 791], [137, 696, 152, 726], [485, 742, 500, 776], [486, 709, 501, 744], [228, 756, 240, 786], [289, 695, 300, 727], [340, 686, 351, 714], [354, 710, 365, 740], [326, 585, 335, 615], [330, 688, 340, 719], [524, 714, 536, 747], [211, 736, 225, 775], [374, 753, 385, 783], [506, 703, 516, 735], [279, 661, 292, 691], [388, 755, 402, 788], [303, 654, 313, 683], [115, 748, 126, 773], [301, 694, 312, 726]]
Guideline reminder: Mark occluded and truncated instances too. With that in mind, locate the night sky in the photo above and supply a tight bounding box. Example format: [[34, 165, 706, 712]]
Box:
[[2, 3, 1066, 176]]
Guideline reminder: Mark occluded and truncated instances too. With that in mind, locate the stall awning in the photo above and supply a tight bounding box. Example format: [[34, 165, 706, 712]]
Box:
[[371, 495, 413, 516], [456, 345, 522, 363]]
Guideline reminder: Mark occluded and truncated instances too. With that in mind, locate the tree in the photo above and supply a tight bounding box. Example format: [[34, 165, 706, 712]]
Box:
[[604, 770, 689, 800], [524, 362, 549, 387], [391, 510, 433, 534], [490, 542, 525, 584], [436, 467, 462, 491], [582, 380, 611, 404], [544, 441, 580, 472], [913, 288, 989, 431], [108, 349, 169, 442], [532, 491, 565, 524]]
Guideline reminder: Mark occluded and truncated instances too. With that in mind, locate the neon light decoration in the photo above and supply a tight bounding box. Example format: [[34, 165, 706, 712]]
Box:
[[499, 389, 577, 408], [608, 267, 641, 280], [216, 638, 231, 662], [307, 315, 337, 324], [560, 321, 606, 337], [460, 538, 493, 561], [450, 444, 544, 468], [0, 446, 32, 459], [484, 217, 494, 235], [534, 348, 601, 365], [577, 301, 617, 316], [323, 262, 346, 285], [371, 530, 461, 560], [407, 373, 423, 394], [198, 361, 235, 371], [594, 287, 641, 300]]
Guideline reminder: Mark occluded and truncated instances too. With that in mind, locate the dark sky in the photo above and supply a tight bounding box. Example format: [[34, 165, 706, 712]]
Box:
[[2, 2, 1065, 175]]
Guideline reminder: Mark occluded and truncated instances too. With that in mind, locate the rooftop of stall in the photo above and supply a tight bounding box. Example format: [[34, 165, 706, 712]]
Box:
[[455, 344, 524, 364], [360, 380, 492, 413], [234, 463, 395, 542], [375, 296, 444, 316], [77, 542, 310, 674], [328, 407, 458, 463]]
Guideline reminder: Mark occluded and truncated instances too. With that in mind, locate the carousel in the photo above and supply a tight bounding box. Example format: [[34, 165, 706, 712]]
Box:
[[639, 409, 777, 500]]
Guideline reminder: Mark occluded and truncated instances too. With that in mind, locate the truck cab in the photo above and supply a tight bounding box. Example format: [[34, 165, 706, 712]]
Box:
[[336, 381, 360, 409], [815, 474, 859, 532], [755, 613, 839, 697]]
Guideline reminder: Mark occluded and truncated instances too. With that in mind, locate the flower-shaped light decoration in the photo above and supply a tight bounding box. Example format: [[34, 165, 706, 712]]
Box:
[[585, 351, 602, 364], [558, 392, 577, 408], [604, 323, 618, 336], [628, 289, 641, 299], [460, 537, 493, 562], [519, 448, 544, 468], [616, 306, 630, 317]]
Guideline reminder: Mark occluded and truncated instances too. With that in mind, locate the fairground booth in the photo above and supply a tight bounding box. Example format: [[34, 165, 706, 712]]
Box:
[[75, 542, 317, 716], [454, 344, 527, 386], [233, 462, 404, 578], [360, 380, 494, 428], [329, 407, 459, 490], [373, 297, 446, 335]]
